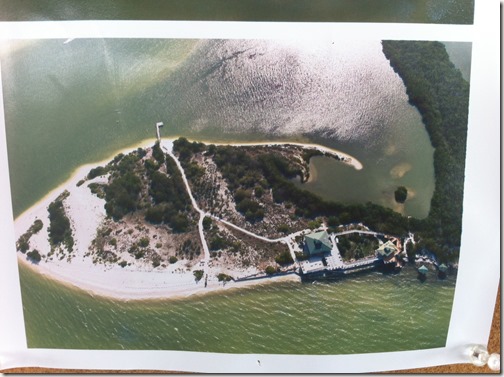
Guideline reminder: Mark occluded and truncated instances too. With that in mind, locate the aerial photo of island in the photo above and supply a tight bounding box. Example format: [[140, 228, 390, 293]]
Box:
[[1, 38, 471, 353]]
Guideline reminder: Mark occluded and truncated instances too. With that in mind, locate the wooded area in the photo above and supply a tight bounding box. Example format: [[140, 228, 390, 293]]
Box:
[[382, 40, 470, 262]]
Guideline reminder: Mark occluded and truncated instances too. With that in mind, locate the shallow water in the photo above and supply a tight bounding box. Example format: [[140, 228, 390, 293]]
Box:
[[20, 263, 455, 353], [1, 38, 468, 352], [2, 39, 434, 218]]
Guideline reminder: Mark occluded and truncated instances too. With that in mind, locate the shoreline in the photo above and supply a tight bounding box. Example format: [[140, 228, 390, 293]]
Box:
[[15, 136, 355, 301], [14, 138, 159, 222], [17, 255, 300, 302], [15, 137, 362, 222], [202, 140, 363, 170]]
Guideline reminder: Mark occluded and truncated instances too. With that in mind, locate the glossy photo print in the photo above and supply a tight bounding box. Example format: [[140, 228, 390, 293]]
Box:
[[0, 0, 499, 373], [2, 38, 470, 353]]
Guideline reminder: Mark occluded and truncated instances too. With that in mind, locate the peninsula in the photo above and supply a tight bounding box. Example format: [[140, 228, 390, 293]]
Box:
[[15, 136, 427, 300]]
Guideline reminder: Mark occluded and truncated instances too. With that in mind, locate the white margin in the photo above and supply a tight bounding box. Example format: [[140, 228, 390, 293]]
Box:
[[0, 0, 500, 373]]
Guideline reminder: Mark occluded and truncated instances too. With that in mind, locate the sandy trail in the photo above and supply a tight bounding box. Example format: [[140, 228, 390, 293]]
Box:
[[14, 137, 358, 300]]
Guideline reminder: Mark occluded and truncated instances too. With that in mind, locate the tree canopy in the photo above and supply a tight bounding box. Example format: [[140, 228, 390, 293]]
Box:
[[394, 186, 408, 203], [382, 40, 470, 261]]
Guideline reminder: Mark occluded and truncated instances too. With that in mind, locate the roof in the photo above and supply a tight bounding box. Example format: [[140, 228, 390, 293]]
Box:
[[418, 265, 429, 274], [376, 240, 397, 257], [438, 263, 448, 272], [304, 231, 332, 255]]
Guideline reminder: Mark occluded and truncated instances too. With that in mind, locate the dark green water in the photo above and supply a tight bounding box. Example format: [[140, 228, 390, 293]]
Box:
[[0, 0, 474, 24], [2, 38, 435, 219], [20, 264, 454, 352], [1, 38, 467, 352]]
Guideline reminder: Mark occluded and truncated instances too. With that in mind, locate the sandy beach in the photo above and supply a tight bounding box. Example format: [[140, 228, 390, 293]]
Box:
[[18, 254, 299, 301], [14, 137, 313, 301], [15, 165, 299, 301]]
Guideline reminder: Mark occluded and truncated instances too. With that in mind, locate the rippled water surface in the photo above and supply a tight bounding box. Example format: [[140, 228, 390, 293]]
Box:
[[20, 264, 455, 352], [1, 38, 468, 352], [2, 39, 434, 218]]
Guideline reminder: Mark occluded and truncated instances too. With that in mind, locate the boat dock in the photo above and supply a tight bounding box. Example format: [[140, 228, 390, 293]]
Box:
[[156, 122, 164, 141]]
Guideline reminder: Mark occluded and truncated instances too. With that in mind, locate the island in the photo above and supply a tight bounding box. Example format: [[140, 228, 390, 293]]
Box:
[[15, 134, 451, 300], [14, 40, 468, 301]]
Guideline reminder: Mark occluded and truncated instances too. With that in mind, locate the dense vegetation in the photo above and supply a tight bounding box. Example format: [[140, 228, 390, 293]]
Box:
[[275, 250, 294, 265], [26, 249, 42, 263], [97, 143, 194, 233], [394, 186, 408, 203], [217, 273, 233, 282], [145, 164, 192, 232], [174, 138, 409, 234], [16, 219, 43, 253], [47, 191, 74, 252], [337, 233, 379, 261], [382, 41, 470, 261], [174, 41, 471, 267], [193, 270, 204, 281], [104, 172, 142, 220]]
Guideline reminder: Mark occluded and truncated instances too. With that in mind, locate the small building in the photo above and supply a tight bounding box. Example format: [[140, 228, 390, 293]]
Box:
[[418, 265, 429, 275], [376, 240, 397, 261], [437, 263, 448, 279], [438, 263, 448, 272], [304, 231, 332, 256]]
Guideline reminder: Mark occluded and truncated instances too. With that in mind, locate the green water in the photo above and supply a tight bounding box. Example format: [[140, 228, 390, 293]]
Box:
[[19, 264, 454, 353], [1, 38, 466, 352], [2, 38, 436, 219], [2, 39, 200, 217], [0, 0, 474, 24]]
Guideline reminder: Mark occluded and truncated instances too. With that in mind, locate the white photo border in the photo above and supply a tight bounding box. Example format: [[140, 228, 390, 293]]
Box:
[[0, 0, 499, 372]]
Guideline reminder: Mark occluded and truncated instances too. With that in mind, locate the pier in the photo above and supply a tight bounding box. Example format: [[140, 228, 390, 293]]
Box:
[[156, 122, 164, 141]]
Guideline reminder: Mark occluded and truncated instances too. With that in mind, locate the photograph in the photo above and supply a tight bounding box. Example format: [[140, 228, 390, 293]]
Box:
[[1, 37, 471, 354], [0, 0, 475, 24]]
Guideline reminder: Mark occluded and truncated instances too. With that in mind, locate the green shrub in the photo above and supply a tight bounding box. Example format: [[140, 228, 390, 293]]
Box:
[[210, 236, 227, 251], [88, 166, 108, 179], [254, 186, 264, 198], [277, 224, 290, 234], [203, 216, 212, 230], [275, 251, 294, 265], [27, 249, 42, 263], [294, 251, 309, 261], [193, 270, 204, 281], [394, 186, 408, 203], [217, 273, 232, 282], [265, 266, 276, 275], [152, 142, 165, 164], [17, 237, 30, 253], [138, 237, 150, 247]]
